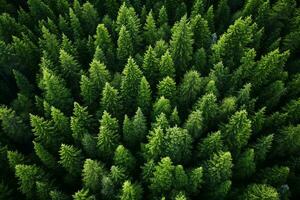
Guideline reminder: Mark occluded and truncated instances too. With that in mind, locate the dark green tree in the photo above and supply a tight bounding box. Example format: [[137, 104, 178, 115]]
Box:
[[82, 159, 104, 192], [144, 11, 158, 45], [137, 76, 152, 116], [120, 180, 143, 200], [159, 50, 175, 80], [117, 25, 133, 64], [113, 145, 136, 173]]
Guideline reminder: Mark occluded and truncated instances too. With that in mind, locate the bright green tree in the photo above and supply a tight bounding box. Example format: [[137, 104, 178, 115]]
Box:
[[184, 110, 203, 140], [144, 127, 164, 161], [191, 14, 211, 50], [242, 184, 279, 200], [144, 11, 158, 45], [120, 180, 143, 200], [72, 189, 95, 200], [97, 111, 120, 159], [82, 159, 104, 192], [59, 144, 83, 176], [121, 57, 143, 115], [39, 67, 73, 113], [117, 25, 133, 64], [157, 76, 176, 103], [163, 127, 192, 163], [142, 46, 159, 87], [153, 96, 172, 118], [100, 82, 121, 118], [114, 145, 136, 173], [159, 50, 175, 80]]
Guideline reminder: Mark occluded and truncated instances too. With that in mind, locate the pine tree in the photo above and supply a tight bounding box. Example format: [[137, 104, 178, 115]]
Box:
[[59, 144, 83, 176], [223, 110, 252, 154], [120, 180, 143, 200], [194, 93, 218, 129], [153, 96, 172, 118], [137, 76, 152, 116], [170, 107, 180, 126], [170, 15, 194, 76], [197, 131, 224, 160], [159, 50, 175, 80], [82, 159, 104, 192], [39, 26, 60, 64], [215, 0, 230, 34], [15, 164, 44, 199], [174, 165, 188, 190], [94, 24, 114, 67], [253, 134, 273, 163], [123, 108, 147, 149], [234, 148, 256, 179], [70, 102, 92, 144], [211, 17, 258, 70], [80, 59, 110, 106], [144, 127, 164, 161], [142, 46, 159, 87], [81, 2, 98, 35], [152, 112, 170, 131], [72, 189, 95, 200], [121, 57, 143, 115], [113, 145, 136, 173], [150, 157, 174, 194], [0, 106, 30, 142], [242, 184, 279, 200], [274, 124, 300, 156], [97, 111, 120, 159], [205, 5, 215, 32], [191, 0, 205, 17], [100, 82, 121, 118], [39, 67, 73, 113], [116, 3, 141, 50], [258, 166, 290, 188], [191, 14, 211, 50], [179, 70, 203, 111], [204, 151, 233, 190], [163, 127, 192, 163], [33, 142, 56, 169], [189, 166, 204, 194], [144, 11, 158, 45], [7, 150, 26, 170], [184, 110, 203, 140], [158, 6, 170, 40], [157, 76, 176, 104], [69, 8, 82, 40], [117, 25, 133, 64], [59, 49, 81, 85]]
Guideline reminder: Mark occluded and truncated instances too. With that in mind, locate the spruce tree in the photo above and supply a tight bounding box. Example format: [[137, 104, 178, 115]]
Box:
[[152, 96, 172, 118], [144, 11, 158, 45], [242, 184, 279, 200], [39, 67, 73, 113], [170, 15, 194, 76], [137, 76, 152, 116], [191, 14, 211, 50], [144, 127, 164, 161], [59, 144, 83, 176], [120, 180, 143, 200], [142, 46, 159, 87], [157, 76, 176, 104], [117, 25, 133, 64], [82, 159, 104, 192], [163, 127, 192, 163], [159, 50, 175, 80], [97, 111, 120, 159], [184, 110, 203, 140], [100, 82, 121, 118], [113, 145, 136, 173], [121, 57, 143, 115], [150, 157, 174, 194]]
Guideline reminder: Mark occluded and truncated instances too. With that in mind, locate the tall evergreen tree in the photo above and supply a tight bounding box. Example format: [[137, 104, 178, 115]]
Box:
[[157, 76, 177, 104], [100, 82, 121, 119], [121, 57, 143, 115], [82, 159, 104, 192], [117, 25, 133, 64], [159, 50, 175, 80], [170, 15, 194, 77], [144, 11, 158, 45], [59, 144, 83, 176], [97, 111, 120, 159], [137, 76, 152, 116]]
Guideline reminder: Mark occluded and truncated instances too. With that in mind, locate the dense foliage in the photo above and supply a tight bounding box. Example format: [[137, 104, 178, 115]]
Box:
[[0, 0, 300, 199]]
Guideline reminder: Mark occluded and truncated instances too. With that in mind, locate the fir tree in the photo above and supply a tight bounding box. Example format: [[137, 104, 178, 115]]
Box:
[[159, 50, 175, 80], [100, 82, 121, 118], [223, 110, 252, 154], [242, 184, 279, 200], [144, 127, 164, 161], [59, 144, 83, 176], [157, 76, 176, 104], [72, 189, 95, 200], [191, 0, 205, 18], [152, 96, 172, 118], [137, 77, 152, 116], [121, 57, 143, 115], [117, 25, 133, 64], [39, 67, 73, 113], [142, 46, 159, 87], [70, 102, 92, 144], [113, 145, 136, 173], [120, 180, 143, 200], [82, 159, 104, 192], [191, 14, 211, 50], [184, 110, 203, 140], [144, 11, 158, 45], [80, 59, 110, 106], [150, 157, 174, 194], [97, 111, 120, 159], [170, 15, 194, 76], [163, 127, 192, 163]]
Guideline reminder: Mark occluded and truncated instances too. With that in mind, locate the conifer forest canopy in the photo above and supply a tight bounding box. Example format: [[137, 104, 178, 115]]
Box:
[[1, 0, 300, 199]]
